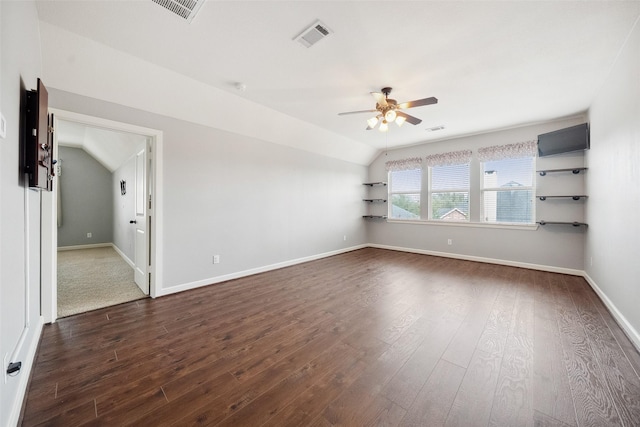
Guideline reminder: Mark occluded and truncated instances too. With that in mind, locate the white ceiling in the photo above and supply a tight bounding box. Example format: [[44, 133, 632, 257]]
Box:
[[36, 1, 640, 163], [56, 120, 147, 172]]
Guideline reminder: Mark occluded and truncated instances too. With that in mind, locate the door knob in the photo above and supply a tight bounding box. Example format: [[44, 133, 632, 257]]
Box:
[[129, 220, 137, 224]]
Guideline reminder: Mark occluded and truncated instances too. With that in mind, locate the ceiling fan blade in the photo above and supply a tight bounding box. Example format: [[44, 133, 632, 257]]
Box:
[[397, 97, 438, 109], [396, 111, 422, 125], [338, 109, 378, 116], [371, 92, 388, 107]]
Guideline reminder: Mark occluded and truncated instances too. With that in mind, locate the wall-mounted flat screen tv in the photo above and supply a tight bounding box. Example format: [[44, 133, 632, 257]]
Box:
[[538, 123, 589, 157]]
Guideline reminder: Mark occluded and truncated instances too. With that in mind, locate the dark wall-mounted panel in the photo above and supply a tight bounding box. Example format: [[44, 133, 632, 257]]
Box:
[[25, 78, 54, 190], [538, 123, 589, 157]]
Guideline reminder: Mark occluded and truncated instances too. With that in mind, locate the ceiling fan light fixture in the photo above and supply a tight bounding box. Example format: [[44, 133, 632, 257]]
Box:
[[337, 87, 437, 133], [384, 110, 397, 122]]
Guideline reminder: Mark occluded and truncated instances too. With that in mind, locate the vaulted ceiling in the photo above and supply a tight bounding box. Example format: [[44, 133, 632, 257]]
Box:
[[35, 1, 640, 165], [56, 120, 146, 172]]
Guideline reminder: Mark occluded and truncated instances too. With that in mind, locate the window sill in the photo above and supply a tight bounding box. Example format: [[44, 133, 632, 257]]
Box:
[[385, 219, 539, 231]]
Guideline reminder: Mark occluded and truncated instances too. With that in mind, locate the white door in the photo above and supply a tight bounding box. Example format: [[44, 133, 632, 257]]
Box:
[[134, 147, 148, 293]]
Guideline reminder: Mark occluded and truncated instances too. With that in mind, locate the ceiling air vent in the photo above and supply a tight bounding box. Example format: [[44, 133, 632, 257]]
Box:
[[294, 20, 332, 48], [152, 0, 204, 23]]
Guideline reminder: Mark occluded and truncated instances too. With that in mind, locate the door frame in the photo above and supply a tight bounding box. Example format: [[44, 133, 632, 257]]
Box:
[[41, 109, 164, 323]]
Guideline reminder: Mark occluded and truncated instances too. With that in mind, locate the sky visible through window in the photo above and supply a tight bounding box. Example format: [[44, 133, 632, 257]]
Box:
[[483, 157, 534, 187]]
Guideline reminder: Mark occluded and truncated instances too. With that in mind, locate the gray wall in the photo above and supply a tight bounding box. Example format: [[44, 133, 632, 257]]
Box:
[[367, 118, 587, 271], [0, 2, 44, 426], [57, 146, 114, 247], [113, 155, 136, 262], [48, 89, 369, 291], [586, 20, 640, 343]]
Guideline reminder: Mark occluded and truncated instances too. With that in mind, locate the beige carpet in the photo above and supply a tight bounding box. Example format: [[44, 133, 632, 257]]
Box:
[[57, 246, 146, 318]]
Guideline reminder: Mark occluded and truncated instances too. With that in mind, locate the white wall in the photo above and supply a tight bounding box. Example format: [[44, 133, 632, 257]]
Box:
[[0, 2, 44, 426], [368, 118, 587, 272], [48, 89, 369, 294], [113, 154, 136, 262], [586, 18, 640, 346]]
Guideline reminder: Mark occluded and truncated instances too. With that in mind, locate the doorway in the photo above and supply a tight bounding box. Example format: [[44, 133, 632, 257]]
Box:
[[41, 110, 163, 322]]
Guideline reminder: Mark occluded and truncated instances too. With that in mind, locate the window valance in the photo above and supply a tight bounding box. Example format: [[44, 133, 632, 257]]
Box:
[[477, 140, 537, 162], [424, 149, 472, 167], [385, 157, 422, 171]]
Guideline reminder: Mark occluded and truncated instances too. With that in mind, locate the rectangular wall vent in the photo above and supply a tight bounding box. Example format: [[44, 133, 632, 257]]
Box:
[[151, 0, 204, 23], [294, 20, 332, 48]]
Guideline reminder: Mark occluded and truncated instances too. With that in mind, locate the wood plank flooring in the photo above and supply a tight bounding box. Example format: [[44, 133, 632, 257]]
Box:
[[20, 248, 640, 426]]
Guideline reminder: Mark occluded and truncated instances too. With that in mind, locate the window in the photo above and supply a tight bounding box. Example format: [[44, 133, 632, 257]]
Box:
[[383, 144, 535, 225], [429, 164, 470, 221], [389, 168, 422, 219], [386, 157, 422, 220], [479, 141, 536, 224]]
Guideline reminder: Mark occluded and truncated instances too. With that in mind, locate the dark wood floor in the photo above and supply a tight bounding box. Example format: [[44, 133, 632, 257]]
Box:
[[20, 248, 640, 426]]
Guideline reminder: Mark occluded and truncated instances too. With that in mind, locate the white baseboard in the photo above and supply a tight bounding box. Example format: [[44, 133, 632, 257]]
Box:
[[57, 243, 134, 269], [57, 243, 112, 251], [157, 244, 368, 297], [368, 243, 584, 276], [111, 244, 135, 269], [582, 272, 640, 353], [7, 316, 44, 427]]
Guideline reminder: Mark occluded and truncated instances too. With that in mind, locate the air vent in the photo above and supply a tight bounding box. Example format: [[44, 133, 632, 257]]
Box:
[[152, 0, 204, 23], [426, 125, 445, 132], [294, 20, 332, 48]]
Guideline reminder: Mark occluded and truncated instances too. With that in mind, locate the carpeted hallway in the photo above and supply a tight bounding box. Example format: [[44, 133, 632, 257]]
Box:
[[57, 246, 147, 317]]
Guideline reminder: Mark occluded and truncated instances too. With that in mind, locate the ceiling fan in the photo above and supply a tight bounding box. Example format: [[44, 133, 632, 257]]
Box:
[[338, 87, 437, 132]]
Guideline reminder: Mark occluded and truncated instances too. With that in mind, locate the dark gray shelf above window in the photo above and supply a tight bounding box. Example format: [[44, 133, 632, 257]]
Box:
[[362, 182, 387, 187], [362, 215, 387, 219], [363, 199, 387, 203]]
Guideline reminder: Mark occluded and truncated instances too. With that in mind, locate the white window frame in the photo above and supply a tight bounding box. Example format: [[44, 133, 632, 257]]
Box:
[[427, 164, 470, 222], [480, 156, 536, 224], [387, 167, 423, 220]]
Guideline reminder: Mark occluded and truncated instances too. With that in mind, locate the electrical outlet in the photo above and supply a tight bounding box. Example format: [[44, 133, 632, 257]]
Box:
[[590, 257, 593, 267], [343, 235, 347, 241], [447, 239, 452, 245], [213, 255, 220, 264], [87, 232, 92, 238]]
